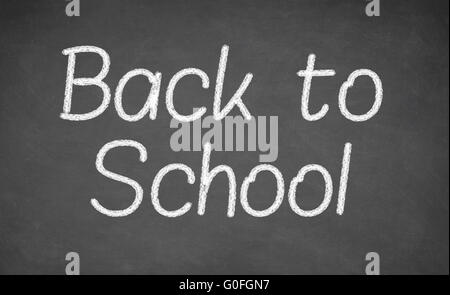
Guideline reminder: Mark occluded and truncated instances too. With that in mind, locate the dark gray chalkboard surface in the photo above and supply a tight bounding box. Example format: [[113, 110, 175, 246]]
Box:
[[0, 0, 448, 274]]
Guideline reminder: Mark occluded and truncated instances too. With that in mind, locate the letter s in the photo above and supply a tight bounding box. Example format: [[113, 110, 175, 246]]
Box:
[[90, 139, 147, 217]]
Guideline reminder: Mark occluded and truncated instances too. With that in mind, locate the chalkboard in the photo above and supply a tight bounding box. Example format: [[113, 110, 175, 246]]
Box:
[[0, 0, 448, 275]]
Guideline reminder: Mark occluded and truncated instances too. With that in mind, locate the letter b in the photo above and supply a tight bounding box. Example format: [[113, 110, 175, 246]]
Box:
[[61, 46, 111, 121]]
